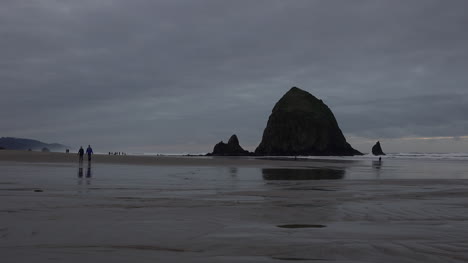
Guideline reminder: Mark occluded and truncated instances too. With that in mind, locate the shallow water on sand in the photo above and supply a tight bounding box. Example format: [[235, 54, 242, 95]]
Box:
[[1, 159, 468, 262]]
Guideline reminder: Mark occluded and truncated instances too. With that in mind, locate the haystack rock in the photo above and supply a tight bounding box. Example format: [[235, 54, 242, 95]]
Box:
[[210, 134, 251, 156], [372, 141, 385, 156], [255, 87, 362, 156]]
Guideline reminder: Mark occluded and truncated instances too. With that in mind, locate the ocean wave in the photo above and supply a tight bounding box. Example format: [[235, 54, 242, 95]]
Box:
[[298, 153, 468, 161], [129, 152, 468, 161]]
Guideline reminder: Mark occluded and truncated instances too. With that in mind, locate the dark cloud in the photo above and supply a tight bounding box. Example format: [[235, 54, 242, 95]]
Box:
[[1, 0, 468, 152]]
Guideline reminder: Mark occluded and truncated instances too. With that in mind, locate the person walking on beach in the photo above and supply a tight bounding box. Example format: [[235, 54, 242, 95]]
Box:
[[86, 145, 93, 162], [78, 146, 84, 162]]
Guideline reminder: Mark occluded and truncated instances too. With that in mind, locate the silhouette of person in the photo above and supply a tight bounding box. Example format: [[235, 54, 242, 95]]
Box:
[[78, 146, 84, 162], [86, 145, 93, 162]]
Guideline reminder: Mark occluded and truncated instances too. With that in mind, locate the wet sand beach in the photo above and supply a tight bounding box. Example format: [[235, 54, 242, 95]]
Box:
[[1, 151, 468, 262], [0, 150, 306, 167]]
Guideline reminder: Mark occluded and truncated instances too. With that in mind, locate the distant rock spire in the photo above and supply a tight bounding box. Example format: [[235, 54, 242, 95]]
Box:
[[372, 141, 385, 156]]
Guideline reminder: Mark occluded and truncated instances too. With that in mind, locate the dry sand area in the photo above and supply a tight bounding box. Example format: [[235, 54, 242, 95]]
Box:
[[1, 150, 468, 262]]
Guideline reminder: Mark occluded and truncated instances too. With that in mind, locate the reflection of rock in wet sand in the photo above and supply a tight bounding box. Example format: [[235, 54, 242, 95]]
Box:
[[262, 168, 345, 180], [229, 167, 237, 177]]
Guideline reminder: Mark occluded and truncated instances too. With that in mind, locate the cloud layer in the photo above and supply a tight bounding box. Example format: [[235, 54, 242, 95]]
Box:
[[1, 0, 467, 153]]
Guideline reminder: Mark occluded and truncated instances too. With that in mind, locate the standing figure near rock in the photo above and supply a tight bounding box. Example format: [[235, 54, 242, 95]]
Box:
[[78, 146, 84, 162], [86, 145, 93, 162]]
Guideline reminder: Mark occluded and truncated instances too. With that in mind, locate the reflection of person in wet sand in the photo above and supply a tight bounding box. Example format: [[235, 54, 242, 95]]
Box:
[[372, 157, 383, 178], [372, 161, 382, 169], [78, 163, 83, 178], [86, 162, 92, 178], [78, 146, 84, 162]]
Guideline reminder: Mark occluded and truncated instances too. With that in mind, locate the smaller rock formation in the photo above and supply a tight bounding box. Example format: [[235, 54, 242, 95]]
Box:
[[209, 135, 251, 156], [372, 141, 385, 156]]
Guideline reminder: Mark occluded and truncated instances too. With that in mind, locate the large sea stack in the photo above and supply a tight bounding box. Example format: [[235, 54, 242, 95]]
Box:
[[209, 134, 251, 156], [255, 87, 362, 156], [371, 141, 385, 156]]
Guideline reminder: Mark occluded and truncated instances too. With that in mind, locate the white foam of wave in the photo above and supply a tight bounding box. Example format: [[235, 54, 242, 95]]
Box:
[[128, 152, 468, 161], [297, 152, 468, 161], [129, 152, 205, 156], [381, 152, 468, 160]]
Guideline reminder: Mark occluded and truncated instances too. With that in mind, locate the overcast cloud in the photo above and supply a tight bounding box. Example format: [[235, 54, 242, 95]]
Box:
[[1, 0, 468, 153]]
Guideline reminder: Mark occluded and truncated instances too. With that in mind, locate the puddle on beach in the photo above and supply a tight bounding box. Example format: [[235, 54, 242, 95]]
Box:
[[277, 224, 326, 229], [262, 168, 344, 180], [272, 257, 325, 261]]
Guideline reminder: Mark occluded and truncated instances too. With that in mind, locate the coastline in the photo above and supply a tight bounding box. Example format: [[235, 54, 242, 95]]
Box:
[[0, 150, 310, 168]]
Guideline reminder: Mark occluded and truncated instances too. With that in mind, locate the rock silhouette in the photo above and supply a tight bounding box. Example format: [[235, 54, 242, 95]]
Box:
[[372, 141, 385, 156], [255, 87, 362, 156], [209, 135, 251, 156]]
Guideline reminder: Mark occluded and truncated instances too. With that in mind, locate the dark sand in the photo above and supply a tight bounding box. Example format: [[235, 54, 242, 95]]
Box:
[[1, 151, 468, 262], [0, 150, 304, 167]]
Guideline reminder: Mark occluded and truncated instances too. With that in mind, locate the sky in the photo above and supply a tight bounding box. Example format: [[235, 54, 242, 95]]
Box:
[[1, 0, 468, 154]]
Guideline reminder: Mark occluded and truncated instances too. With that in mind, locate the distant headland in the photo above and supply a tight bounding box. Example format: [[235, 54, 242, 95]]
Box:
[[0, 137, 68, 152]]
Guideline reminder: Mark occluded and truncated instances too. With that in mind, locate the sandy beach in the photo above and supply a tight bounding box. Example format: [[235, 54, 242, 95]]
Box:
[[1, 150, 468, 262], [0, 150, 308, 167]]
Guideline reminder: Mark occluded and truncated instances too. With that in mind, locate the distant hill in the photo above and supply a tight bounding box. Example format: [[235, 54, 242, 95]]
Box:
[[0, 137, 68, 152]]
